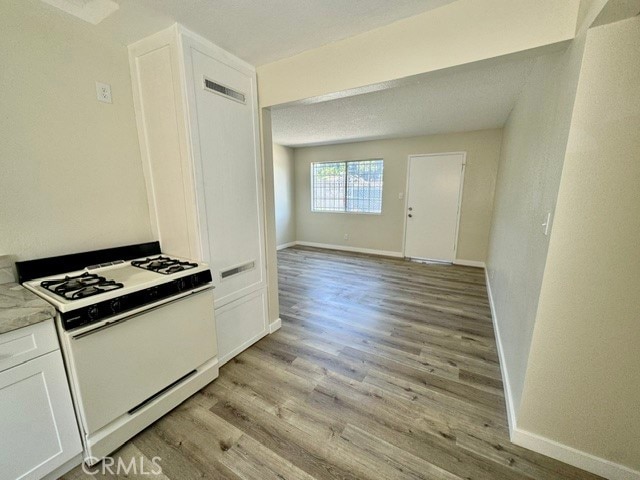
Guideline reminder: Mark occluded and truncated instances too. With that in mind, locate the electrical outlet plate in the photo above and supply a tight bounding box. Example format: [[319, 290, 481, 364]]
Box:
[[96, 82, 112, 103]]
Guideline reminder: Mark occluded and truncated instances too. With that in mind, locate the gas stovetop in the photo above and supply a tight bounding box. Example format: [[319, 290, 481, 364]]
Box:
[[24, 254, 210, 310], [17, 243, 213, 330], [131, 256, 198, 275], [41, 272, 124, 300]]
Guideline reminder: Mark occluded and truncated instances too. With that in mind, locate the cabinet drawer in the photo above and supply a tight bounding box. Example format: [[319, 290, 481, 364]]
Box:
[[0, 319, 59, 373]]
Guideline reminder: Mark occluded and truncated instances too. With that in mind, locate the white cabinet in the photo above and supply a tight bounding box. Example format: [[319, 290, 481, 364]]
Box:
[[129, 25, 273, 365], [215, 289, 269, 362], [0, 321, 82, 480]]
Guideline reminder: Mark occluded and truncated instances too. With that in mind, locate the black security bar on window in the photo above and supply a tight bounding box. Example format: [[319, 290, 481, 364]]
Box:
[[311, 159, 383, 214]]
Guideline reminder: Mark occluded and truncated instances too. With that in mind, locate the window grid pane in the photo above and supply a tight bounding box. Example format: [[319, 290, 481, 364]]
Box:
[[312, 162, 346, 212], [346, 160, 383, 213], [312, 159, 383, 214]]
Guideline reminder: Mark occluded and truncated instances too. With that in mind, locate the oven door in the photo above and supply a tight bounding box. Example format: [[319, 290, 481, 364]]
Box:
[[65, 289, 216, 435]]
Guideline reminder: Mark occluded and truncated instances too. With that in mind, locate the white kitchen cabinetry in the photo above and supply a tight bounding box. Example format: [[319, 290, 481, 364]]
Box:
[[129, 25, 275, 365], [0, 320, 82, 480]]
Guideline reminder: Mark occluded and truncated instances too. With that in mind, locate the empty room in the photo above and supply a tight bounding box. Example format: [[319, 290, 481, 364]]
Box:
[[0, 1, 638, 479]]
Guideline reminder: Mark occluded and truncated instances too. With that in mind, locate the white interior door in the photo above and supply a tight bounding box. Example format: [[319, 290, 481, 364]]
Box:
[[404, 153, 465, 262]]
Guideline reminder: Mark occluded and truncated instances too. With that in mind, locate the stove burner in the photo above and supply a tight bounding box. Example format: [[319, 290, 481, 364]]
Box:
[[131, 256, 198, 275], [41, 272, 124, 300]]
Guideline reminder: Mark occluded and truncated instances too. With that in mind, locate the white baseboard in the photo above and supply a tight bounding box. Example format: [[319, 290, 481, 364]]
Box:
[[512, 427, 640, 480], [484, 268, 518, 433], [289, 242, 481, 264], [269, 317, 282, 333], [295, 241, 403, 258], [276, 241, 297, 251], [485, 269, 640, 480], [454, 259, 486, 268]]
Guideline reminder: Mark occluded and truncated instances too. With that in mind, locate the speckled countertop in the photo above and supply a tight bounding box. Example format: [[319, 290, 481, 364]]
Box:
[[0, 283, 55, 335]]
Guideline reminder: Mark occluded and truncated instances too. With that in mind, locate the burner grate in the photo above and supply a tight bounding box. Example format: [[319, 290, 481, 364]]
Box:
[[131, 256, 198, 275], [41, 272, 123, 300]]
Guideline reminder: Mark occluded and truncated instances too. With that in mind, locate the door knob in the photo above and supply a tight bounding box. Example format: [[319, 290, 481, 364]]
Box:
[[408, 207, 413, 211], [408, 214, 413, 218]]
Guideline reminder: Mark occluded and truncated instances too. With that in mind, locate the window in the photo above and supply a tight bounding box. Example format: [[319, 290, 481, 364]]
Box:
[[311, 159, 384, 214]]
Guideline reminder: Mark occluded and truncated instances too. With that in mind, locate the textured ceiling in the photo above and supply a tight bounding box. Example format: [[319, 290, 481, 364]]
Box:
[[40, 0, 119, 24], [271, 54, 541, 147], [592, 0, 640, 27], [92, 0, 459, 65]]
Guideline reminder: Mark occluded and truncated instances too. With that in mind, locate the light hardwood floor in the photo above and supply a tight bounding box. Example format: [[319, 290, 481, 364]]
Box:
[[63, 246, 601, 479]]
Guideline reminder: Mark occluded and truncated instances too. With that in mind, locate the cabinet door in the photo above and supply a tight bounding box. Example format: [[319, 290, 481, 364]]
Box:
[[215, 288, 268, 365], [183, 37, 266, 307], [0, 350, 82, 480]]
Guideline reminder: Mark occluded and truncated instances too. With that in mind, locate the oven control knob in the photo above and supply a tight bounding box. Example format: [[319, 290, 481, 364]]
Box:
[[87, 305, 99, 320], [147, 287, 159, 300], [175, 278, 186, 292], [110, 298, 121, 314]]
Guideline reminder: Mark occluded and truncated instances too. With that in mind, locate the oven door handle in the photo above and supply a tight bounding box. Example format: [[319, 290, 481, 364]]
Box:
[[71, 287, 213, 340]]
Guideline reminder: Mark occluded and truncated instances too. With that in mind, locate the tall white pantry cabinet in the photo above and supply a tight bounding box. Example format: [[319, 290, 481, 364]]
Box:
[[129, 24, 275, 365]]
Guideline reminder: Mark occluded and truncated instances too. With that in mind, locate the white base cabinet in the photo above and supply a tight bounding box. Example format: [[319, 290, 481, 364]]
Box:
[[129, 25, 271, 365], [0, 321, 82, 480], [215, 289, 268, 365]]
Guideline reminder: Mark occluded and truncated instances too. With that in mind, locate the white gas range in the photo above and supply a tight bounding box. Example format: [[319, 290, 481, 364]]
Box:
[[16, 242, 219, 464]]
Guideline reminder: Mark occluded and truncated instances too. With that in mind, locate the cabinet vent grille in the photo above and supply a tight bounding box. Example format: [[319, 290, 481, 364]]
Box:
[[204, 77, 246, 104], [221, 261, 255, 280]]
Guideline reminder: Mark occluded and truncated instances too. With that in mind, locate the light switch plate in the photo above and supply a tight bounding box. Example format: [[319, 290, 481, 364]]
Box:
[[96, 82, 112, 103], [542, 212, 552, 236]]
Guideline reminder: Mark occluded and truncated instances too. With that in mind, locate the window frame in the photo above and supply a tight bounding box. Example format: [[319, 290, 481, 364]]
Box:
[[310, 158, 384, 215]]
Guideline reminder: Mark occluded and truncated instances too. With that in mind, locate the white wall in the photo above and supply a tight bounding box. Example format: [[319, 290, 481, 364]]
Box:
[[518, 15, 640, 473], [486, 39, 587, 414], [293, 130, 502, 261], [273, 144, 296, 247], [260, 109, 280, 323], [0, 0, 152, 261], [257, 0, 579, 107]]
